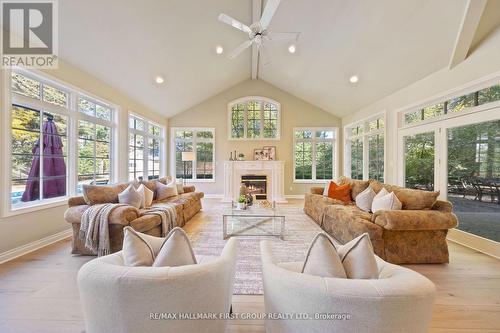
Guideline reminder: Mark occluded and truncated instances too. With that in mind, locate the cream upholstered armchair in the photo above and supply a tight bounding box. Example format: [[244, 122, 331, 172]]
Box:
[[77, 238, 237, 333], [260, 240, 436, 333]]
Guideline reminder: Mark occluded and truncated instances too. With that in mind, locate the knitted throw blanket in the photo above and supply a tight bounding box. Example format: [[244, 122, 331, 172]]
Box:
[[139, 203, 177, 236], [79, 203, 128, 256]]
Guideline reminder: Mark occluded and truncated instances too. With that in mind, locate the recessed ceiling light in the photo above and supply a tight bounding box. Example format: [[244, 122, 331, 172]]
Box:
[[349, 75, 359, 83], [216, 46, 224, 54], [288, 44, 296, 54], [155, 76, 164, 84]]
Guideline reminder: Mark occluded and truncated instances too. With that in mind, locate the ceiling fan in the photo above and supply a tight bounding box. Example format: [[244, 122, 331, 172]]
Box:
[[218, 0, 298, 60]]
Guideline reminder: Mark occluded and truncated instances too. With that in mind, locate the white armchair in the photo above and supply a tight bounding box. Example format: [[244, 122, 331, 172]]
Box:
[[260, 240, 435, 333], [77, 238, 238, 333]]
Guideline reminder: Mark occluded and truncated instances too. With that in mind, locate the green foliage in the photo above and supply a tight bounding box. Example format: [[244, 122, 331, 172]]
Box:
[[238, 195, 246, 203], [405, 132, 435, 189]]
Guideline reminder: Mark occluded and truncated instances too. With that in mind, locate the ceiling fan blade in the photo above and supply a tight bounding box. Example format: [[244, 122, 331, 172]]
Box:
[[218, 13, 252, 34], [259, 0, 281, 30], [228, 40, 253, 59]]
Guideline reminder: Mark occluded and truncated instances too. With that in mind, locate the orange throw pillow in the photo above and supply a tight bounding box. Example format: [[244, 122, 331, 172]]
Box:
[[327, 182, 352, 203]]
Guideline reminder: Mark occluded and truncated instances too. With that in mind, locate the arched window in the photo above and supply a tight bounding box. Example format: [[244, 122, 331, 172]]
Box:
[[228, 97, 281, 140]]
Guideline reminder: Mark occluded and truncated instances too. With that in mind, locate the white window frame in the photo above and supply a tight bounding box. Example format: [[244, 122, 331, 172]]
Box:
[[128, 113, 165, 181], [293, 127, 338, 183], [227, 96, 281, 140], [170, 127, 216, 183], [2, 67, 118, 217], [343, 112, 387, 181]]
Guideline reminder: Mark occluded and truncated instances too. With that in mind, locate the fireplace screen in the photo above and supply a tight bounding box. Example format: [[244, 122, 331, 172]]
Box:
[[241, 175, 267, 200]]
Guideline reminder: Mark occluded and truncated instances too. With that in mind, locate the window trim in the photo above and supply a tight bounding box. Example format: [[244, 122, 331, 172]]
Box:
[[227, 96, 281, 141], [2, 67, 118, 217], [292, 127, 338, 184], [343, 112, 387, 181], [170, 127, 216, 183], [128, 112, 165, 181]]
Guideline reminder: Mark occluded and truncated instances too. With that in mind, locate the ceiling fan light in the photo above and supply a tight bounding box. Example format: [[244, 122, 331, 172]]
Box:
[[349, 75, 359, 83], [288, 44, 296, 53], [216, 46, 224, 54], [155, 76, 165, 84]]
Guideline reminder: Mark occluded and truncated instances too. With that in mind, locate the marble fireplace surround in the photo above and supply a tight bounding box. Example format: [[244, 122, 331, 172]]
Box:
[[222, 161, 287, 203]]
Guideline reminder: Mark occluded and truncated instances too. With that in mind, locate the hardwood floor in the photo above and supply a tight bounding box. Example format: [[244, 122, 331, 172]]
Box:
[[0, 200, 499, 332]]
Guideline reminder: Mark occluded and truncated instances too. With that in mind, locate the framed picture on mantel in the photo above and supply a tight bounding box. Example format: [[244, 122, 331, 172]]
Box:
[[263, 146, 276, 160]]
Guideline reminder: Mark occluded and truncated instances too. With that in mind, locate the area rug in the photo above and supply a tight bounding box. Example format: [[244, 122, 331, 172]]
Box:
[[184, 199, 322, 295]]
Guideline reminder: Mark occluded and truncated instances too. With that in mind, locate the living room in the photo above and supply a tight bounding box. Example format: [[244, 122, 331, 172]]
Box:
[[0, 0, 499, 332]]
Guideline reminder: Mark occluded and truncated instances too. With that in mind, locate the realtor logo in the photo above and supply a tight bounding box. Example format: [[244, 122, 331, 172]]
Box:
[[1, 0, 58, 68]]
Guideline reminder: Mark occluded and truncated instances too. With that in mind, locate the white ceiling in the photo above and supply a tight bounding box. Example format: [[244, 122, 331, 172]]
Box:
[[59, 0, 470, 118]]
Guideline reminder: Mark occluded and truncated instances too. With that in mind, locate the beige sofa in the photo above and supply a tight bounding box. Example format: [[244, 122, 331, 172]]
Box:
[[304, 178, 458, 264], [64, 177, 204, 255], [260, 240, 436, 333]]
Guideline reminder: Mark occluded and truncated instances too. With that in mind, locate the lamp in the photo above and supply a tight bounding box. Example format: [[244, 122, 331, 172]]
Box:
[[181, 151, 195, 185]]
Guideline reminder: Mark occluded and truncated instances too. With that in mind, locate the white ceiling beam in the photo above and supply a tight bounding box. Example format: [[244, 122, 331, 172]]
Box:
[[448, 0, 487, 69], [251, 0, 262, 79]]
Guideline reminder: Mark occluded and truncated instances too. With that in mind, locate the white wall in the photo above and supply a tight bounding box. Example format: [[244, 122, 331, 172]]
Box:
[[168, 79, 341, 196], [341, 27, 500, 185], [0, 60, 166, 254]]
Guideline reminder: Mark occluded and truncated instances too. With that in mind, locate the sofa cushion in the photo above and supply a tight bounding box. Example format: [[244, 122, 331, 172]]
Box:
[[153, 227, 197, 267], [355, 186, 376, 212], [323, 205, 383, 242], [118, 184, 143, 209], [156, 179, 178, 201], [301, 233, 346, 278], [371, 189, 402, 213], [141, 176, 171, 200], [370, 180, 439, 210], [339, 177, 370, 200], [327, 182, 352, 203], [338, 233, 378, 279], [137, 184, 154, 208], [122, 226, 157, 266], [82, 182, 129, 205]]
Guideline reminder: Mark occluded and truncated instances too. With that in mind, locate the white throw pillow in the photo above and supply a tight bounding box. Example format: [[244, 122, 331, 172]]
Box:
[[137, 184, 154, 208], [153, 227, 197, 267], [337, 233, 379, 279], [122, 227, 162, 266], [355, 186, 376, 212], [156, 179, 178, 201], [176, 179, 185, 194], [371, 191, 402, 213], [118, 184, 142, 209], [301, 233, 347, 278]]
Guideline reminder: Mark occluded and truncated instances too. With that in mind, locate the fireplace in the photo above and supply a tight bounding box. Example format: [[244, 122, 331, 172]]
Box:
[[241, 174, 267, 200]]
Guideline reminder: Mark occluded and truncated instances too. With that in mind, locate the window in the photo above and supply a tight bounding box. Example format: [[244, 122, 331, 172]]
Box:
[[293, 128, 337, 182], [128, 114, 164, 181], [345, 115, 385, 181], [403, 83, 500, 125], [228, 97, 280, 140], [8, 70, 115, 211], [172, 128, 215, 181]]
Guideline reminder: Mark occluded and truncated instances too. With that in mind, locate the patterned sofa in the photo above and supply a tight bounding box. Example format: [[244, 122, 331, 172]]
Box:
[[304, 178, 458, 264], [64, 177, 204, 255]]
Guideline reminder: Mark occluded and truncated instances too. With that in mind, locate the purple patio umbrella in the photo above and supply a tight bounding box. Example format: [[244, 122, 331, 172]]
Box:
[[21, 115, 66, 202]]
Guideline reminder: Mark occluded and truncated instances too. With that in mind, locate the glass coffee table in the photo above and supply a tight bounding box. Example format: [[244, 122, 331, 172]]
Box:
[[223, 202, 285, 239]]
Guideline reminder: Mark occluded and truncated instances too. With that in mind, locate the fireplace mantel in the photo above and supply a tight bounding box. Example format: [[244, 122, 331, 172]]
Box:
[[222, 160, 287, 203]]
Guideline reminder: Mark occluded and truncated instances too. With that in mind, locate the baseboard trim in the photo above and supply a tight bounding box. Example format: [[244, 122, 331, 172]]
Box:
[[447, 229, 499, 259], [285, 195, 305, 199], [0, 228, 72, 264]]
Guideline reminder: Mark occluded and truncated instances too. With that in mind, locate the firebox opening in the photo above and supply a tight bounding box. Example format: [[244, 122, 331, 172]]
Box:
[[241, 174, 267, 200]]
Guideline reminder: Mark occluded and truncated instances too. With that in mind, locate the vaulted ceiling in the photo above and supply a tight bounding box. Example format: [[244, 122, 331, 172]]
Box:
[[59, 0, 499, 118]]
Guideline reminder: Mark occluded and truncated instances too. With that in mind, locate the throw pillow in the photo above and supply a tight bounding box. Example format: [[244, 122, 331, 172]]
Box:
[[153, 227, 197, 267], [371, 190, 402, 213], [327, 182, 352, 203], [156, 179, 178, 201], [122, 227, 161, 266], [137, 184, 154, 208], [322, 181, 333, 196], [118, 184, 142, 209], [337, 233, 379, 279], [176, 179, 185, 194], [301, 232, 347, 278], [355, 186, 376, 212]]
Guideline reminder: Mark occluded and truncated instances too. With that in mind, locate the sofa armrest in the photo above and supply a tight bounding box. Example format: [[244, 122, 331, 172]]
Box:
[[432, 200, 453, 213], [373, 210, 458, 231], [64, 204, 139, 226], [310, 187, 324, 195], [68, 196, 86, 207], [183, 185, 196, 193]]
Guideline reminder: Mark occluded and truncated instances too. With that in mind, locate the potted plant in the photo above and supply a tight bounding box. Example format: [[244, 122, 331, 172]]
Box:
[[237, 153, 245, 161], [237, 195, 246, 210]]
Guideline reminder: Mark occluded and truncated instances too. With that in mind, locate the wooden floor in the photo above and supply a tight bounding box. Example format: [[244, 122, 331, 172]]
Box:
[[0, 203, 499, 332]]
